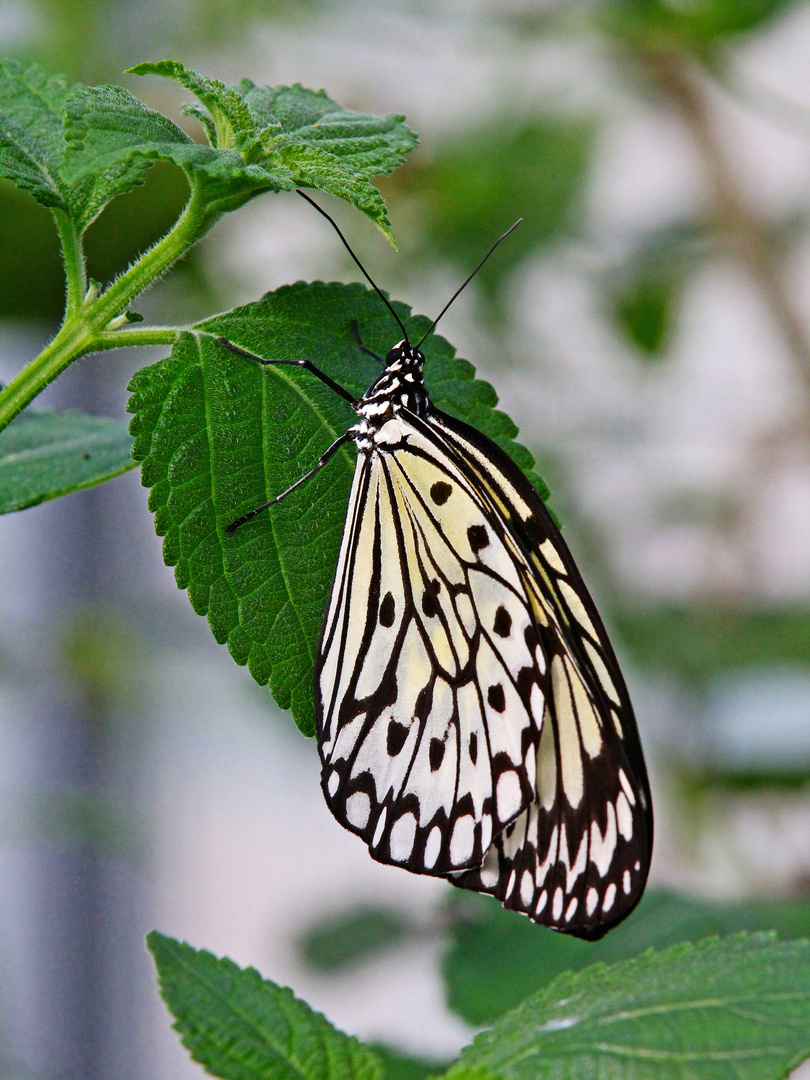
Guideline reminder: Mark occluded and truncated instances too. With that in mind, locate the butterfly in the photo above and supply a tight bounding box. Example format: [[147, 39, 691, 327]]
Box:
[[222, 192, 653, 939]]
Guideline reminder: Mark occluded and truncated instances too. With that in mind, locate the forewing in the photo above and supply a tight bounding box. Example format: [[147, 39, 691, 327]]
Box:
[[432, 409, 653, 936], [316, 419, 544, 875]]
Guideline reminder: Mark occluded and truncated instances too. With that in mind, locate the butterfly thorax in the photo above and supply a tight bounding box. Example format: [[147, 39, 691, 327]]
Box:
[[352, 341, 429, 453]]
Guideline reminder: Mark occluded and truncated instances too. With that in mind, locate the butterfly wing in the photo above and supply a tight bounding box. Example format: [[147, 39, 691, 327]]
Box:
[[431, 409, 652, 937], [316, 416, 546, 875]]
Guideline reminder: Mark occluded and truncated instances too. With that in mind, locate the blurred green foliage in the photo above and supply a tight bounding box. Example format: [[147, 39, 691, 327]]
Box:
[[615, 606, 810, 684], [408, 117, 595, 310], [597, 0, 804, 54], [442, 887, 810, 1025], [0, 180, 65, 320], [614, 272, 676, 355], [299, 906, 413, 972], [83, 161, 190, 286], [370, 1046, 449, 1080]]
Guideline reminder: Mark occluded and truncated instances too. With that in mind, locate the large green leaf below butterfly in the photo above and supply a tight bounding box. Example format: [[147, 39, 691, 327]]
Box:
[[127, 280, 549, 736]]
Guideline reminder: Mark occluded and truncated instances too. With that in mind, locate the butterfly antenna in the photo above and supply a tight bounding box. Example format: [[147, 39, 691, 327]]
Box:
[[297, 190, 410, 344], [416, 218, 522, 349]]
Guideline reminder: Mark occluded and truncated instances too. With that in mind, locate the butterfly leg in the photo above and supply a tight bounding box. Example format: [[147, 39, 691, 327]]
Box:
[[225, 430, 356, 534], [217, 337, 357, 406]]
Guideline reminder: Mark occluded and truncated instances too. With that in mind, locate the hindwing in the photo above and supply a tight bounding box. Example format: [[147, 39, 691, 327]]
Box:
[[432, 410, 652, 936]]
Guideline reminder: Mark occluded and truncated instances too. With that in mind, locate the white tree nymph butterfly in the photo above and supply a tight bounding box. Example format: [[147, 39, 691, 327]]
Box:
[[222, 192, 653, 939]]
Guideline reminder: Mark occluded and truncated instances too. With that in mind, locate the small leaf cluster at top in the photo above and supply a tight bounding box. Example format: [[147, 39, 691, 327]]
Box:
[[0, 56, 417, 438]]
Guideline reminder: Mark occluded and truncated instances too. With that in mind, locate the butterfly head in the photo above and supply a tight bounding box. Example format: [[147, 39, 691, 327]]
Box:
[[358, 340, 429, 423]]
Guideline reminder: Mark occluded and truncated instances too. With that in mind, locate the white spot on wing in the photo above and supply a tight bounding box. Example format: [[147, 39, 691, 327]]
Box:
[[539, 539, 566, 574], [552, 887, 564, 921], [602, 882, 617, 912], [479, 847, 500, 888], [345, 791, 370, 829], [559, 579, 598, 639], [586, 887, 598, 915], [616, 792, 633, 840], [450, 815, 475, 866], [590, 802, 617, 877], [623, 869, 632, 895], [520, 870, 534, 906], [552, 655, 584, 807], [583, 640, 621, 705], [327, 769, 340, 797], [424, 826, 442, 869], [390, 813, 417, 862], [372, 807, 387, 848], [619, 768, 636, 806], [565, 897, 578, 921], [496, 770, 522, 822]]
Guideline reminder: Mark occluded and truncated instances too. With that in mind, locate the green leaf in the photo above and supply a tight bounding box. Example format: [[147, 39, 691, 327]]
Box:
[[0, 58, 72, 210], [61, 83, 194, 231], [111, 62, 419, 241], [298, 906, 413, 973], [147, 930, 383, 1080], [0, 58, 191, 235], [447, 934, 810, 1080], [0, 408, 135, 513], [128, 61, 256, 152], [127, 281, 549, 736], [443, 887, 810, 1026]]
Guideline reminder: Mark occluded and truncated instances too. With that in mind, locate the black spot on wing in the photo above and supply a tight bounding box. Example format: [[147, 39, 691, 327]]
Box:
[[487, 683, 506, 712], [469, 731, 478, 765], [430, 481, 452, 505], [467, 524, 489, 553], [421, 579, 441, 618], [379, 592, 396, 627], [493, 605, 512, 637], [429, 737, 445, 771], [387, 720, 408, 756]]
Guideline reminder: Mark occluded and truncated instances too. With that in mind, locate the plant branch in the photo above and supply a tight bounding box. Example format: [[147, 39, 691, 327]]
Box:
[[643, 50, 810, 399], [0, 319, 95, 434]]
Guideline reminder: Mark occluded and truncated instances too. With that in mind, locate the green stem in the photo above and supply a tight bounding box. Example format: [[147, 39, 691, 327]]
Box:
[[0, 184, 218, 435], [54, 207, 87, 314], [95, 325, 183, 349], [91, 184, 217, 326], [0, 319, 94, 433]]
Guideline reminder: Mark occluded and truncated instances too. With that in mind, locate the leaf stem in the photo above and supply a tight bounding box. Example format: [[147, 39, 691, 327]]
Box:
[[54, 208, 87, 314], [96, 326, 182, 349], [0, 183, 218, 435]]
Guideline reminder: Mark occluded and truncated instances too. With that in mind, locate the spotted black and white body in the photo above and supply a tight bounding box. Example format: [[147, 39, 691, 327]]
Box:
[[222, 193, 652, 939]]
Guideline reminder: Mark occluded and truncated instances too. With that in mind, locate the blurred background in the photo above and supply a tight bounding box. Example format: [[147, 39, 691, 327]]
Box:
[[2, 0, 810, 1077]]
